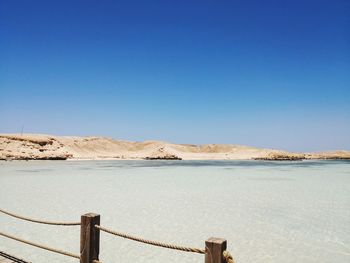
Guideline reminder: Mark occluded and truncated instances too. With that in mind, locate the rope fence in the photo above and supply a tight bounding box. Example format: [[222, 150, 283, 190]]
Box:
[[0, 208, 80, 226], [0, 231, 80, 259], [95, 224, 235, 263], [95, 224, 206, 254], [0, 208, 235, 263]]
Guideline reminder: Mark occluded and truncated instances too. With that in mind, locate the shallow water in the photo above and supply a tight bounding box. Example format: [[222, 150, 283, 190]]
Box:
[[0, 160, 350, 263]]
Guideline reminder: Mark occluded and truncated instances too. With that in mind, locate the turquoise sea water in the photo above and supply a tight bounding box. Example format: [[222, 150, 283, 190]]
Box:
[[0, 160, 350, 263]]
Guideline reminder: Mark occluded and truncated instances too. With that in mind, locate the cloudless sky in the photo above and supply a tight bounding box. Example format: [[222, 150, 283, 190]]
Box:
[[1, 0, 349, 151]]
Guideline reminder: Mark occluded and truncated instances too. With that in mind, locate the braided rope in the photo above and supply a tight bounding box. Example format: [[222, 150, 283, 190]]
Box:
[[1, 207, 235, 262], [0, 208, 80, 226], [0, 231, 80, 259], [95, 225, 206, 254], [223, 250, 235, 263]]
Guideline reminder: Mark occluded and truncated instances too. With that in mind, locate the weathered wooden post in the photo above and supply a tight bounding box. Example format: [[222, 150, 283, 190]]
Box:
[[80, 213, 100, 263], [205, 237, 227, 263]]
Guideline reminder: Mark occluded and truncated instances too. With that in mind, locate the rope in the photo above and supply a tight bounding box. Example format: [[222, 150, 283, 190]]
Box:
[[95, 225, 206, 254], [223, 250, 235, 263], [0, 207, 235, 262], [0, 251, 30, 263], [0, 208, 80, 226], [96, 225, 236, 261], [0, 231, 80, 259]]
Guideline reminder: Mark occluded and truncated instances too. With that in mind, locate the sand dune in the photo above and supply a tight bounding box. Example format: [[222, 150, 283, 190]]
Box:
[[0, 134, 349, 161]]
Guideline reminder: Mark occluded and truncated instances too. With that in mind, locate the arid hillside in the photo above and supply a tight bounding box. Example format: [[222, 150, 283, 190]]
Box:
[[0, 134, 349, 161]]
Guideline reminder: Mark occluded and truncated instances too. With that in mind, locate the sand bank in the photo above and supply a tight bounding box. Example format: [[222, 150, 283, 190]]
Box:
[[0, 134, 349, 161]]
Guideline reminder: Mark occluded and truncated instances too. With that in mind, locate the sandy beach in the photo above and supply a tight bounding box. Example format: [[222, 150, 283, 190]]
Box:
[[1, 134, 349, 161]]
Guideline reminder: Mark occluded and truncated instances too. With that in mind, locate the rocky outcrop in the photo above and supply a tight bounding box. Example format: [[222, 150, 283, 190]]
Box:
[[254, 152, 305, 161], [0, 134, 72, 160], [1, 153, 72, 161], [305, 151, 350, 160], [144, 146, 182, 160], [144, 154, 182, 160]]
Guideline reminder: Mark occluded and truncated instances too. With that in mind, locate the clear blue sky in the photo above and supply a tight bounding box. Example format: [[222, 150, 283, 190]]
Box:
[[1, 0, 349, 151]]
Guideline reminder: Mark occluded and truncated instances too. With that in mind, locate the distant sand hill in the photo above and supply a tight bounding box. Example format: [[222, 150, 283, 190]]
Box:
[[0, 134, 349, 161]]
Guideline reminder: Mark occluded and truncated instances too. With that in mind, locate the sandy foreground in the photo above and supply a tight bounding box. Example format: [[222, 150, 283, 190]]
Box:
[[0, 134, 349, 161]]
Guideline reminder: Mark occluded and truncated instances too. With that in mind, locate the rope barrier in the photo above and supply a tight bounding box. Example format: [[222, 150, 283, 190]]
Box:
[[0, 231, 80, 259], [95, 225, 206, 254], [0, 207, 235, 262], [95, 225, 236, 262], [0, 208, 80, 226], [223, 250, 235, 263]]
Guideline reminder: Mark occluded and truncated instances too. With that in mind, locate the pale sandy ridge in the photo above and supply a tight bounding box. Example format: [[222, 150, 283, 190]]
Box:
[[0, 134, 349, 161]]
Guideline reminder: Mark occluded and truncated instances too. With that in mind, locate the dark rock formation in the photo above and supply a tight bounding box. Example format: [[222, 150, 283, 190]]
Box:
[[144, 154, 182, 160], [254, 153, 305, 161]]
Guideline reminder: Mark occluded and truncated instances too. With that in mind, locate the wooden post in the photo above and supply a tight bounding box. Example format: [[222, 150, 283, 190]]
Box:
[[80, 213, 100, 263], [205, 237, 227, 263]]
